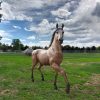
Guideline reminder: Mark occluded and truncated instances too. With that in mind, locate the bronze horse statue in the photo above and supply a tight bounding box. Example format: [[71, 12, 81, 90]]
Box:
[[31, 24, 70, 94]]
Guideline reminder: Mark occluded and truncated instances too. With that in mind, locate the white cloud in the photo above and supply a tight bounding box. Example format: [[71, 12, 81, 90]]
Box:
[[57, 0, 97, 25], [1, 2, 14, 20], [26, 19, 55, 34], [13, 25, 21, 29], [51, 8, 71, 18], [39, 40, 50, 47], [44, 0, 65, 6], [0, 30, 12, 44], [2, 1, 33, 21], [15, 14, 33, 21], [0, 37, 12, 45], [96, 0, 100, 3], [0, 30, 12, 37], [27, 36, 35, 40], [24, 27, 31, 32], [23, 40, 50, 47], [2, 0, 67, 21], [54, 0, 100, 47], [51, 2, 72, 19], [20, 39, 26, 42], [70, 0, 96, 22], [14, 0, 44, 10]]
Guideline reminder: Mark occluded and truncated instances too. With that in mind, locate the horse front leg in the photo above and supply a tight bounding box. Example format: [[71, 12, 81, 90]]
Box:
[[54, 72, 58, 90], [51, 63, 70, 94]]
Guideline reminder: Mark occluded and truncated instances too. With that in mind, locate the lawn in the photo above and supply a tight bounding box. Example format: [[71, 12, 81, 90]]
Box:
[[0, 53, 100, 100]]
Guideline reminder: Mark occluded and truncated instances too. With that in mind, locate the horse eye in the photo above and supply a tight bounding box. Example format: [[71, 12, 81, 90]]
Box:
[[56, 32, 58, 34]]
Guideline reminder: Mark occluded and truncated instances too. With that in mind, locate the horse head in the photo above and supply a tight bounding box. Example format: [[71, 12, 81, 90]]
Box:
[[55, 23, 64, 44]]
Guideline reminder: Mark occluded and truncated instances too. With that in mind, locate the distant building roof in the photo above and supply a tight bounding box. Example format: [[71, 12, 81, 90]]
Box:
[[23, 47, 33, 56]]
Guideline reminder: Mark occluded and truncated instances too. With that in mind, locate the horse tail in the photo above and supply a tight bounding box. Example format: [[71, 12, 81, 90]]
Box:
[[32, 50, 38, 55], [32, 50, 38, 66]]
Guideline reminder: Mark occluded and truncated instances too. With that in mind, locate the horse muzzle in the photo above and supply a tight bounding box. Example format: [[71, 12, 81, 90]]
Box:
[[59, 39, 63, 44]]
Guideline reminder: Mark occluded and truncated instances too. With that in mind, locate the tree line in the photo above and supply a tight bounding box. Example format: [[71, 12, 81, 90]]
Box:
[[0, 39, 100, 53], [0, 39, 42, 52], [62, 45, 100, 53]]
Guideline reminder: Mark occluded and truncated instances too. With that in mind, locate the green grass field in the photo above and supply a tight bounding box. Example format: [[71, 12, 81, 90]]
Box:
[[0, 53, 100, 100]]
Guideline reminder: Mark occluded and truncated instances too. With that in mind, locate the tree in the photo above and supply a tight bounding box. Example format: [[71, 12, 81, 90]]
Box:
[[11, 39, 22, 51], [91, 46, 96, 51], [86, 47, 91, 52], [97, 46, 100, 50], [1, 44, 8, 52]]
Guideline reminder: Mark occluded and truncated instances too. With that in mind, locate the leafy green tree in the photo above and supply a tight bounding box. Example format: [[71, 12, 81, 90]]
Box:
[[12, 39, 22, 51], [97, 46, 100, 52], [1, 44, 8, 52], [91, 46, 96, 51]]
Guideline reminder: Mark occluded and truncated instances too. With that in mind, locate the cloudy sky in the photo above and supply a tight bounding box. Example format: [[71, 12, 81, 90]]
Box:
[[0, 0, 100, 47]]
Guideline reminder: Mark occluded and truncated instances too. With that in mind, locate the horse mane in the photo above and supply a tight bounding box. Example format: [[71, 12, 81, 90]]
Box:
[[49, 30, 56, 47]]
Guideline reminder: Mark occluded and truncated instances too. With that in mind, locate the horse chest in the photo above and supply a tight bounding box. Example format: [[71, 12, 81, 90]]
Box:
[[55, 52, 63, 61], [50, 52, 63, 65]]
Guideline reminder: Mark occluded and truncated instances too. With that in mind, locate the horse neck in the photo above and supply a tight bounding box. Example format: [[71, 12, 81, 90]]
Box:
[[50, 37, 62, 53]]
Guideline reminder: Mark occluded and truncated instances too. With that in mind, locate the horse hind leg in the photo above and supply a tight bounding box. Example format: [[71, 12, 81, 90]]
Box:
[[31, 64, 36, 82], [38, 64, 44, 81], [31, 55, 37, 82]]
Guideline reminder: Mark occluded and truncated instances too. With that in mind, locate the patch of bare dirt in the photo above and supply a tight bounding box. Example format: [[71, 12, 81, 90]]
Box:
[[84, 74, 100, 86], [0, 76, 6, 82], [0, 89, 18, 96]]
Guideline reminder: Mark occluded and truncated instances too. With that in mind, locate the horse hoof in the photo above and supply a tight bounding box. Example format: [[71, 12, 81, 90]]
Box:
[[54, 87, 58, 90], [42, 78, 44, 81], [66, 89, 70, 94], [66, 82, 70, 94], [54, 84, 58, 90], [32, 79, 34, 82]]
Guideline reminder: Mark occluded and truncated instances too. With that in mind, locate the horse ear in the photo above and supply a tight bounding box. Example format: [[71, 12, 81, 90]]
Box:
[[62, 24, 64, 29], [56, 23, 58, 29]]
